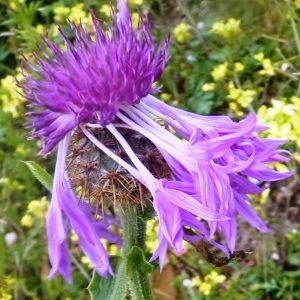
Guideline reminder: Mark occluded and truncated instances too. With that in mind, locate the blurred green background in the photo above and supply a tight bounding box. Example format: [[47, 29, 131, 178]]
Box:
[[1, 0, 300, 299]]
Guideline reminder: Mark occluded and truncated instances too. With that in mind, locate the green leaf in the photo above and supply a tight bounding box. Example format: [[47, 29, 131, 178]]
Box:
[[127, 246, 154, 300], [87, 256, 127, 300], [22, 161, 53, 192], [127, 246, 154, 274], [287, 254, 300, 266]]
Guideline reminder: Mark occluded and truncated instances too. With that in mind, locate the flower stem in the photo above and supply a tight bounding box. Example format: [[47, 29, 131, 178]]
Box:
[[121, 206, 154, 300]]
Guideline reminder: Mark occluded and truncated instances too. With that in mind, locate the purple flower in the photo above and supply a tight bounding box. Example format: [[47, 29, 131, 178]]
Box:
[[21, 0, 169, 156], [20, 0, 293, 282]]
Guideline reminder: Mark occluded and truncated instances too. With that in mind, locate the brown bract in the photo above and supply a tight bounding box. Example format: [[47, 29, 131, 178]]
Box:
[[67, 124, 171, 213]]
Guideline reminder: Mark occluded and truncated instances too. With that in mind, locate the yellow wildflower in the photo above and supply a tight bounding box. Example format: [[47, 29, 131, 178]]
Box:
[[260, 188, 270, 205], [20, 214, 34, 228], [259, 59, 275, 76], [27, 197, 49, 219], [199, 282, 212, 295], [54, 4, 90, 25], [69, 4, 90, 24], [108, 244, 118, 255], [173, 23, 192, 43], [257, 98, 299, 149], [211, 62, 228, 81], [229, 102, 244, 116], [191, 271, 226, 296], [227, 82, 256, 107], [0, 293, 13, 300], [210, 18, 241, 38], [146, 219, 158, 253], [81, 256, 93, 269], [205, 271, 226, 284], [254, 52, 264, 61], [1, 74, 24, 118], [35, 24, 45, 35], [100, 4, 111, 17], [53, 6, 70, 23], [70, 230, 79, 242], [21, 197, 49, 228], [201, 83, 216, 92], [161, 93, 172, 101], [131, 12, 139, 29], [191, 275, 202, 288], [128, 0, 143, 5], [234, 62, 245, 72], [294, 0, 300, 9], [254, 53, 275, 76]]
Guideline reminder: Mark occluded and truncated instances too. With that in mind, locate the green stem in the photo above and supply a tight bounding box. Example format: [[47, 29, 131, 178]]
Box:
[[121, 206, 154, 300], [290, 13, 300, 57]]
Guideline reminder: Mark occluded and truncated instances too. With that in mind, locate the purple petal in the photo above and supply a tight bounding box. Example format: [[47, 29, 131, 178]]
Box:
[[47, 197, 71, 283], [47, 135, 120, 281], [156, 179, 231, 221], [150, 229, 169, 271], [153, 198, 183, 254], [235, 192, 270, 233]]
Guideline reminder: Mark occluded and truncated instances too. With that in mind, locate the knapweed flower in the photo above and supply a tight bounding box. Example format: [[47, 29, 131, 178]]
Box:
[[19, 0, 293, 282]]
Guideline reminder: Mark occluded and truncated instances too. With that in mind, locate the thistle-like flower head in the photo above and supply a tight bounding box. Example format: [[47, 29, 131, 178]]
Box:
[[20, 0, 293, 284], [20, 0, 169, 156]]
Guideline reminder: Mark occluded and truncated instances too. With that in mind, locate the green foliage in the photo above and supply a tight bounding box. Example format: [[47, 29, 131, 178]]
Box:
[[88, 247, 155, 300], [88, 235, 155, 299], [286, 227, 300, 266], [1, 0, 300, 299], [23, 161, 53, 192], [170, 237, 300, 300], [88, 256, 127, 300]]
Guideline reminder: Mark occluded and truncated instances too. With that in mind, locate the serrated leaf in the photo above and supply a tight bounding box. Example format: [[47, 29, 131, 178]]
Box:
[[87, 256, 127, 300], [127, 246, 154, 274], [22, 161, 53, 192], [126, 246, 154, 300]]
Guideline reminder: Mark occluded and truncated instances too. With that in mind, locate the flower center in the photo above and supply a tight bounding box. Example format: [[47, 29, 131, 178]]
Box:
[[67, 125, 171, 210]]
